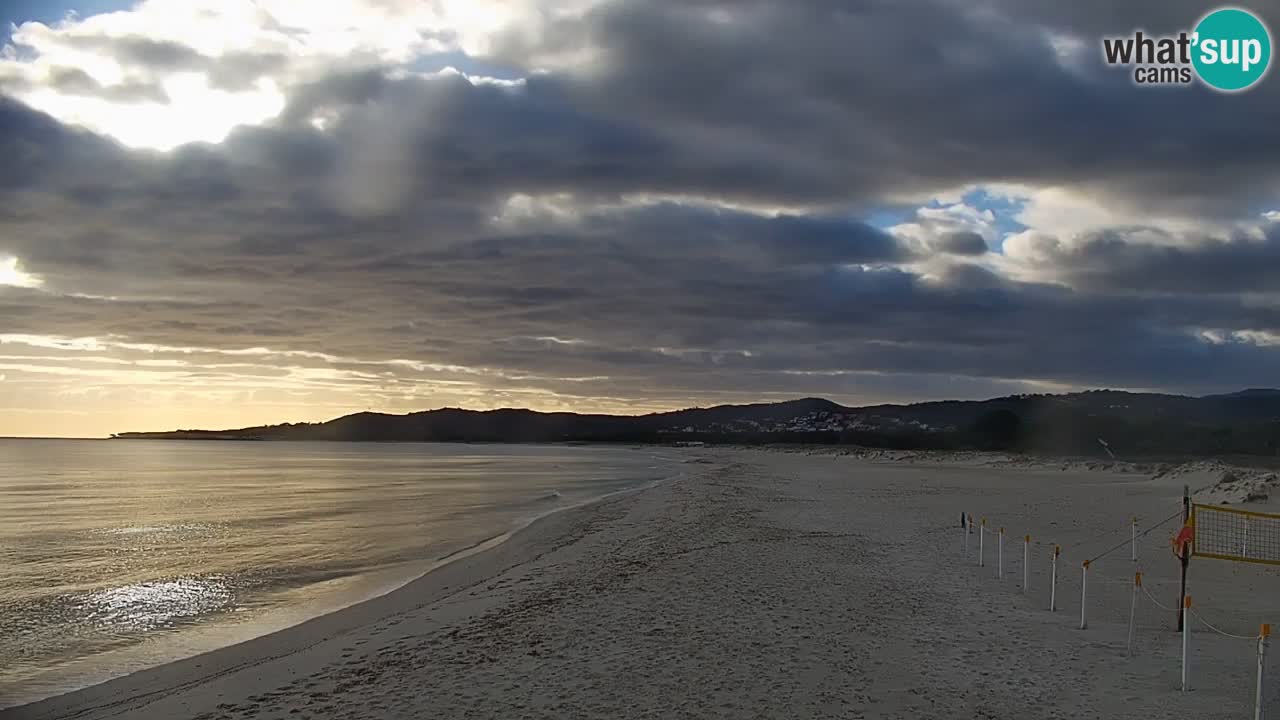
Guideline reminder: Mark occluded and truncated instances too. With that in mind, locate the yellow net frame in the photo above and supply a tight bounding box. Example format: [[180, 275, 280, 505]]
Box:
[[1191, 503, 1280, 567]]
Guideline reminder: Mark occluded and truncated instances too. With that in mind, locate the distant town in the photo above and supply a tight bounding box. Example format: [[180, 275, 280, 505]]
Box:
[[661, 408, 943, 436]]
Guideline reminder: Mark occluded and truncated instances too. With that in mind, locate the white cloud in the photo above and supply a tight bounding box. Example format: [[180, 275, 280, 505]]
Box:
[[18, 74, 285, 149], [1046, 31, 1092, 76], [0, 257, 43, 289], [982, 183, 1224, 239], [889, 200, 996, 253], [0, 0, 578, 149]]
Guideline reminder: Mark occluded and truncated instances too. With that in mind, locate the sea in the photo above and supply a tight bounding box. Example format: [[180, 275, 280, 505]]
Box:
[[0, 439, 679, 708]]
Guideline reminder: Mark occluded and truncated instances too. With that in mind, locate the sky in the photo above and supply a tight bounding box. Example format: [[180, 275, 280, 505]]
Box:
[[1, 0, 1279, 437]]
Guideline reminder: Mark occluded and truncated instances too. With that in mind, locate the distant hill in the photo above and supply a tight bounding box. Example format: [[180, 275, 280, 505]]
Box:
[[113, 389, 1280, 458]]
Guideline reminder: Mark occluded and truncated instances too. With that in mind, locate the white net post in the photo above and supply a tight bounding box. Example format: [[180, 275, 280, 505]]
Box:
[[1131, 516, 1138, 562], [1257, 624, 1270, 720], [998, 528, 1004, 579], [1023, 535, 1030, 594], [1050, 545, 1060, 612], [979, 518, 986, 568], [1080, 560, 1090, 630], [1245, 518, 1251, 560], [1127, 572, 1141, 657], [1182, 596, 1192, 692]]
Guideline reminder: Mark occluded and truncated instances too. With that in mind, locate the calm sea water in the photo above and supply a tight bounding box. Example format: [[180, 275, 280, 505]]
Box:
[[0, 439, 677, 708]]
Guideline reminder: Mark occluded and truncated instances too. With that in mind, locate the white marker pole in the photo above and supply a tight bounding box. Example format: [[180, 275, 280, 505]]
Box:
[[1023, 535, 1030, 594], [1050, 545, 1060, 612], [1131, 516, 1138, 562], [979, 518, 986, 568], [998, 528, 1004, 579], [1080, 560, 1090, 630], [1127, 572, 1141, 657], [963, 513, 969, 553], [1256, 624, 1270, 720], [1182, 596, 1192, 692]]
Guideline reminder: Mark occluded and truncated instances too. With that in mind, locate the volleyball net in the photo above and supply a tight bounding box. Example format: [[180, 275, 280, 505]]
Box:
[[1191, 504, 1280, 567]]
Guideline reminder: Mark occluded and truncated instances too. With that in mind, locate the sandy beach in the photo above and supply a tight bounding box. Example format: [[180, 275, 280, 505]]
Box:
[[8, 448, 1280, 720]]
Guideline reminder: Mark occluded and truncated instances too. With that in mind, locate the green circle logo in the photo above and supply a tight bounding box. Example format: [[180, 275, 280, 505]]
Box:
[[1192, 8, 1272, 92]]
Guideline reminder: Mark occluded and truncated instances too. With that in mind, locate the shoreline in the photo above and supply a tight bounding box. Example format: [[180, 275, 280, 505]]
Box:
[[9, 449, 1280, 718], [2, 467, 683, 718]]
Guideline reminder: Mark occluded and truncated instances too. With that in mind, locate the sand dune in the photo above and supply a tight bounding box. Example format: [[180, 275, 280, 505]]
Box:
[[8, 449, 1280, 719]]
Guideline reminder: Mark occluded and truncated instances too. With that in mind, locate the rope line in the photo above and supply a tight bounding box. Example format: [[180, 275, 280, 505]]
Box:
[[1134, 576, 1264, 631], [1095, 514, 1150, 545], [1140, 581, 1180, 613], [1085, 509, 1184, 564], [967, 507, 1183, 567], [1188, 609, 1261, 641]]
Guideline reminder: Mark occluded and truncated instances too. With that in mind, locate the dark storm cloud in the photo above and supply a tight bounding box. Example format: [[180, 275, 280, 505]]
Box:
[[8, 0, 1280, 218], [0, 95, 132, 193], [936, 232, 988, 256], [572, 203, 907, 266], [488, 0, 1280, 218], [27, 0, 1262, 221], [4, 116, 1277, 397], [3, 0, 1280, 409], [258, 68, 853, 214], [279, 67, 390, 124], [979, 0, 1275, 35]]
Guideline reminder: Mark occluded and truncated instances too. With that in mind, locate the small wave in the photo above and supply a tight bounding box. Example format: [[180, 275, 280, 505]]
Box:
[[99, 523, 216, 536]]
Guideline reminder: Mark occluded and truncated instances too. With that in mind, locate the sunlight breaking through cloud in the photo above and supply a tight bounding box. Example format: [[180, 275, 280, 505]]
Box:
[[0, 257, 43, 289]]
